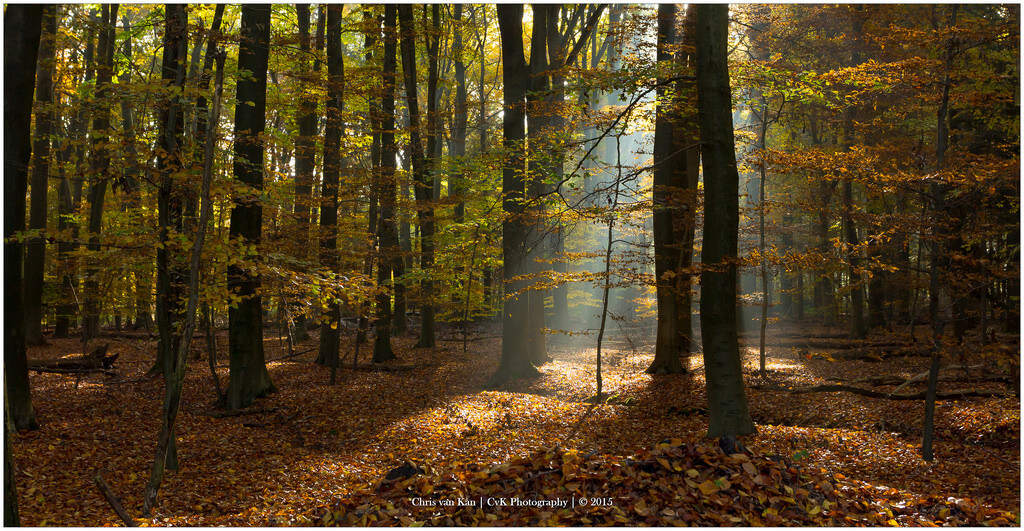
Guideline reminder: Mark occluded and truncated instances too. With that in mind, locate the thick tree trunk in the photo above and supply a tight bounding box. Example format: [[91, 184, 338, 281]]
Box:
[[227, 4, 276, 410], [316, 5, 345, 373], [648, 3, 685, 375], [372, 5, 399, 363], [695, 4, 756, 439], [4, 4, 44, 432], [25, 6, 58, 346], [491, 5, 540, 385]]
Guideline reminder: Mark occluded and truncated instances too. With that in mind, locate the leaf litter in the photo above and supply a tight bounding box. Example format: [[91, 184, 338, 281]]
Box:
[[8, 324, 1019, 526]]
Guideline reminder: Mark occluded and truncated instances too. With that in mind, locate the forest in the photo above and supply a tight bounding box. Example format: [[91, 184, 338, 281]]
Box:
[[3, 3, 1020, 526]]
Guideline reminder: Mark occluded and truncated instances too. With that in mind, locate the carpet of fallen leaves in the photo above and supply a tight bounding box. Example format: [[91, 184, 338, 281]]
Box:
[[9, 321, 1020, 526]]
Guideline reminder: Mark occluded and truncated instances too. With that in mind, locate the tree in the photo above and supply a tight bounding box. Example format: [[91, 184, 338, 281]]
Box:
[[372, 5, 399, 363], [397, 4, 436, 349], [5, 4, 44, 432], [24, 5, 58, 347], [145, 6, 226, 512], [293, 4, 320, 343], [696, 4, 756, 441], [227, 4, 277, 410], [490, 4, 541, 385], [316, 4, 345, 376], [647, 3, 686, 375], [82, 4, 120, 343]]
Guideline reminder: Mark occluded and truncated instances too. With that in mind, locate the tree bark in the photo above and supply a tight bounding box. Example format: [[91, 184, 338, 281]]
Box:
[[25, 5, 58, 346], [83, 4, 120, 343], [695, 4, 756, 439], [4, 4, 44, 432], [648, 3, 685, 375], [398, 4, 436, 349], [491, 4, 540, 385], [292, 4, 319, 343], [316, 5, 345, 373], [144, 37, 224, 515], [372, 5, 399, 363], [227, 4, 277, 410]]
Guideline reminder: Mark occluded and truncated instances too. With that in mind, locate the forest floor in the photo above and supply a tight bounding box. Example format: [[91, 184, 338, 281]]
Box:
[[9, 318, 1020, 526]]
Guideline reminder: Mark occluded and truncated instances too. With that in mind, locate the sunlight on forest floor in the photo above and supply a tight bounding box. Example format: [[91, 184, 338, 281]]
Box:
[[8, 323, 1019, 526]]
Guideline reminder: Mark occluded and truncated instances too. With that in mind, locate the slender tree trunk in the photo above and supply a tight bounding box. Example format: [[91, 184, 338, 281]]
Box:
[[356, 7, 380, 352], [227, 4, 276, 410], [924, 5, 958, 462], [452, 5, 468, 224], [144, 43, 224, 515], [372, 5, 399, 363], [695, 4, 756, 440], [4, 4, 44, 432], [151, 3, 189, 469], [25, 6, 58, 346], [293, 4, 319, 342], [398, 4, 436, 349], [83, 4, 120, 343], [316, 5, 345, 373]]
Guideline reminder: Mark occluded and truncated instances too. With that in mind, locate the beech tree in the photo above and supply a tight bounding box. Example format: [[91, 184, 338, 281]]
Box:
[[5, 4, 44, 432], [696, 4, 756, 441], [227, 4, 276, 409]]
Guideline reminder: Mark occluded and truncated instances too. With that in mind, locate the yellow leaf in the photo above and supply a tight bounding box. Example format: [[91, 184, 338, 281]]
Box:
[[698, 479, 719, 495]]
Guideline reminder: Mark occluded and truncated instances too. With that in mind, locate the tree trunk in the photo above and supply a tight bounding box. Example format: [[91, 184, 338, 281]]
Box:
[[25, 6, 58, 346], [695, 4, 756, 439], [227, 4, 276, 410], [315, 5, 344, 373], [525, 5, 551, 367], [292, 4, 318, 343], [674, 5, 700, 361], [144, 37, 224, 515], [150, 3, 190, 470], [452, 5, 468, 224], [5, 390, 21, 525], [372, 5, 399, 363], [4, 4, 44, 432], [923, 5, 958, 462], [491, 5, 540, 385], [398, 4, 436, 349], [648, 3, 685, 375], [82, 4, 120, 343]]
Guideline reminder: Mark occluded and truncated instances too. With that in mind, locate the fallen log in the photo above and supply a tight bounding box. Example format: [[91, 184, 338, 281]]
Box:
[[833, 345, 932, 361], [750, 383, 1010, 400], [28, 344, 119, 374], [762, 339, 908, 350]]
